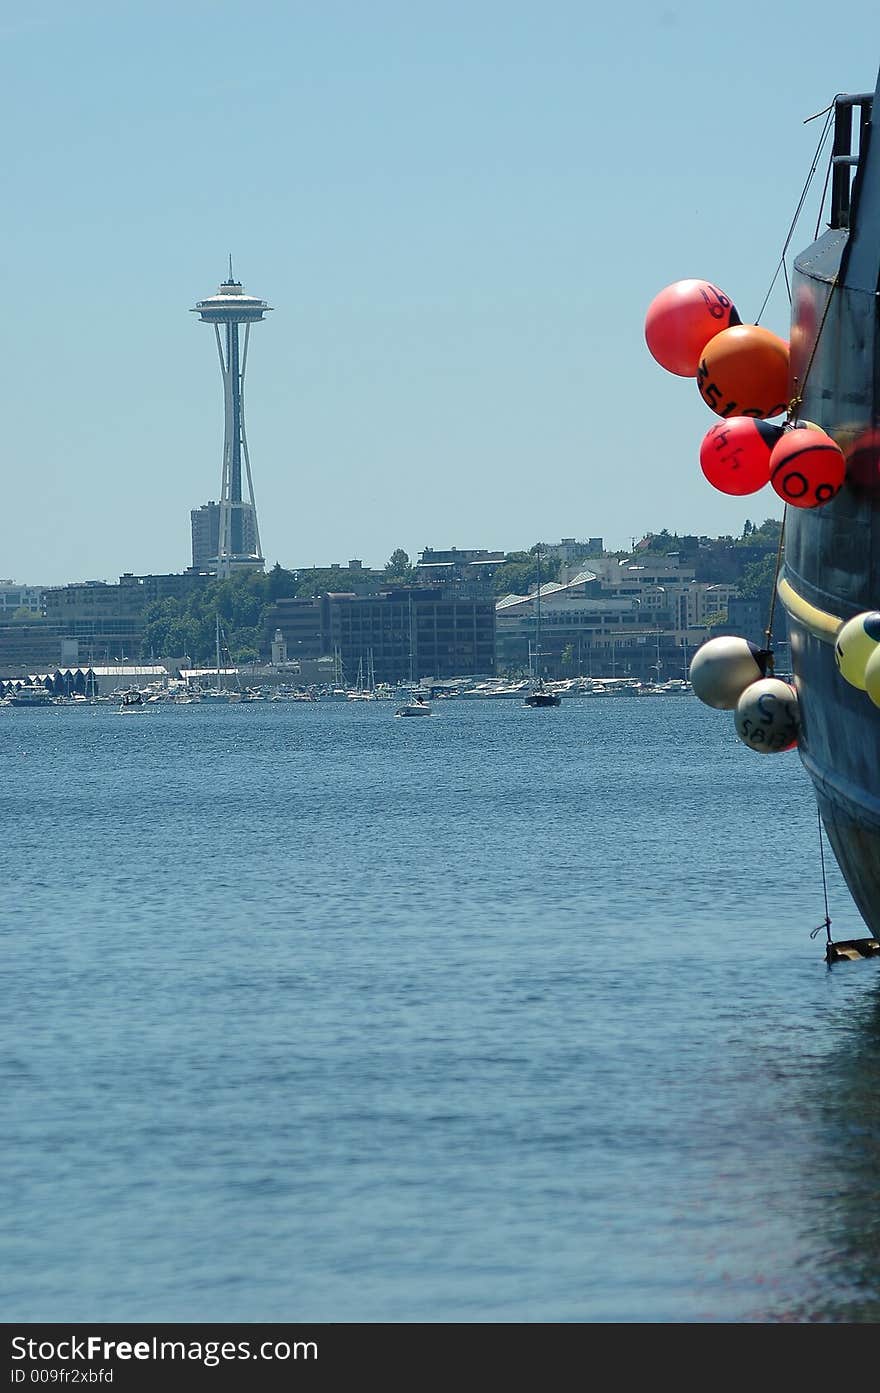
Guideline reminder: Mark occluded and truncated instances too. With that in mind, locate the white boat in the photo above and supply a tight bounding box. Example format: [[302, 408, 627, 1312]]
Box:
[[7, 684, 54, 706], [395, 693, 432, 716]]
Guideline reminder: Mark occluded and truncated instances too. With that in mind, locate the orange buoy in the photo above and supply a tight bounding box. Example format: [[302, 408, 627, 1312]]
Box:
[[696, 324, 790, 419], [644, 279, 740, 377], [699, 417, 782, 495], [769, 427, 846, 508]]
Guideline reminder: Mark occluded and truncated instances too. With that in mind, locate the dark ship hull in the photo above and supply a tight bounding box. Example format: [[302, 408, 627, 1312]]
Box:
[[524, 690, 561, 708], [781, 73, 880, 935]]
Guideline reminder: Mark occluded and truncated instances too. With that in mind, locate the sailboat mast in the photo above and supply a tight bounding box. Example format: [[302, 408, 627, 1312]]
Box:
[[535, 546, 542, 677], [216, 615, 221, 691]]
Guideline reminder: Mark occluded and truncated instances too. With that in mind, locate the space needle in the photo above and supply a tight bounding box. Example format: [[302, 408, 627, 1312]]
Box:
[[192, 260, 272, 575]]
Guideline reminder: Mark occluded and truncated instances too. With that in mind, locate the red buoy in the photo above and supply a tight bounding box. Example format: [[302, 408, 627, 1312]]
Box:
[[699, 417, 783, 495], [644, 279, 740, 377], [696, 324, 790, 419], [845, 428, 880, 491], [789, 284, 819, 387], [769, 428, 846, 507]]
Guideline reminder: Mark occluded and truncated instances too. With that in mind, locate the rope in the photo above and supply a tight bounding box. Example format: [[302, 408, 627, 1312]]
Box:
[[809, 803, 833, 943], [755, 103, 836, 325], [756, 97, 841, 657], [762, 509, 787, 666]]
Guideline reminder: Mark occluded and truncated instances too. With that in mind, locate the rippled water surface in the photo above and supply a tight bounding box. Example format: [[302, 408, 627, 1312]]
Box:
[[3, 696, 880, 1322]]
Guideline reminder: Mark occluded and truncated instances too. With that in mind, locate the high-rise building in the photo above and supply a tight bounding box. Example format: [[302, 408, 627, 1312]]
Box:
[[190, 501, 220, 571], [191, 262, 271, 575]]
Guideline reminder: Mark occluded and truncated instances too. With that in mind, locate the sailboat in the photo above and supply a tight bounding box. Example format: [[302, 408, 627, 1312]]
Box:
[[395, 594, 432, 715], [347, 653, 374, 700], [203, 616, 241, 701], [524, 546, 561, 708]]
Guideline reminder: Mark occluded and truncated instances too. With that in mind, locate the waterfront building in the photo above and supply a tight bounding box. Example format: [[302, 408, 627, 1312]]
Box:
[[540, 538, 604, 566], [416, 547, 505, 584], [295, 560, 386, 593], [329, 588, 495, 685], [191, 501, 219, 571], [191, 262, 271, 576], [0, 622, 68, 675], [0, 665, 170, 698], [496, 559, 727, 682], [0, 580, 44, 616], [263, 598, 324, 665], [42, 571, 212, 661], [496, 572, 657, 680], [264, 586, 496, 685]]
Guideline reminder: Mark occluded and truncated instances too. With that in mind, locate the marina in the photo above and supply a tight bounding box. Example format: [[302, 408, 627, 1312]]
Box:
[[0, 672, 691, 707]]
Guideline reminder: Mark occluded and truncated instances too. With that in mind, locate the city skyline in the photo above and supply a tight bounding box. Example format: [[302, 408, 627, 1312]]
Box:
[[2, 3, 878, 586]]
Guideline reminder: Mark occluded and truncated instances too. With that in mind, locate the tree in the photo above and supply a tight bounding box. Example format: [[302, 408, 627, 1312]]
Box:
[[384, 549, 414, 583], [268, 561, 298, 601], [492, 549, 560, 596], [739, 552, 778, 606], [736, 517, 782, 548], [750, 517, 783, 546], [385, 548, 411, 574]]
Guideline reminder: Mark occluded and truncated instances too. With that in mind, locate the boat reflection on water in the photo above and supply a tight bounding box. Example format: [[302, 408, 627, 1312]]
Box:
[[757, 984, 880, 1323]]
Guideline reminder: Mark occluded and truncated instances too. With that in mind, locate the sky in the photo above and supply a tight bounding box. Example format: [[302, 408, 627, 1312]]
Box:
[[2, 1, 880, 585]]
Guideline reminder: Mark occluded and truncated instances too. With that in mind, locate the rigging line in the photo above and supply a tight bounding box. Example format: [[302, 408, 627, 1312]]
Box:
[[812, 133, 835, 241], [755, 105, 835, 324], [810, 802, 833, 941], [762, 507, 787, 661]]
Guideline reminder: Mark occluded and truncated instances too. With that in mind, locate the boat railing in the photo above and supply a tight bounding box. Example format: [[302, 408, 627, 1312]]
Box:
[[830, 91, 874, 229]]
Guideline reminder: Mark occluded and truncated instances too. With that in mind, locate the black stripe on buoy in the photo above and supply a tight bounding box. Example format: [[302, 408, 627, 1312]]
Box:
[[771, 443, 840, 476]]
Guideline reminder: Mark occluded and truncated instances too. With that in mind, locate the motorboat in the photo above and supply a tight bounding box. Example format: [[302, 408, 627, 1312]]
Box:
[[395, 694, 432, 716]]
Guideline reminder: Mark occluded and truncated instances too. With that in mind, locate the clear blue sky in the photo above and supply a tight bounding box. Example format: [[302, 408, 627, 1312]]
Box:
[[2, 1, 879, 585]]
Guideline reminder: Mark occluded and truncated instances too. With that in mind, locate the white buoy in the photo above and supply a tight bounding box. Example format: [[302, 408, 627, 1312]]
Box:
[[734, 677, 799, 753], [834, 611, 880, 690], [689, 636, 768, 710]]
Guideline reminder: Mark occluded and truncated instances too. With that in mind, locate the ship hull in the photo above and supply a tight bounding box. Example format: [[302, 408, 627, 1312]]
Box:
[[781, 80, 880, 935]]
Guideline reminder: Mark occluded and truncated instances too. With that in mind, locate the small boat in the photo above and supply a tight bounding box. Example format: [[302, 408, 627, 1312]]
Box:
[[395, 693, 432, 716], [120, 689, 145, 710], [523, 681, 561, 709], [7, 684, 54, 706]]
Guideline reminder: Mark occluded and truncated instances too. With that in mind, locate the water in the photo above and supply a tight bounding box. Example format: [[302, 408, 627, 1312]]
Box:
[[3, 695, 880, 1323]]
